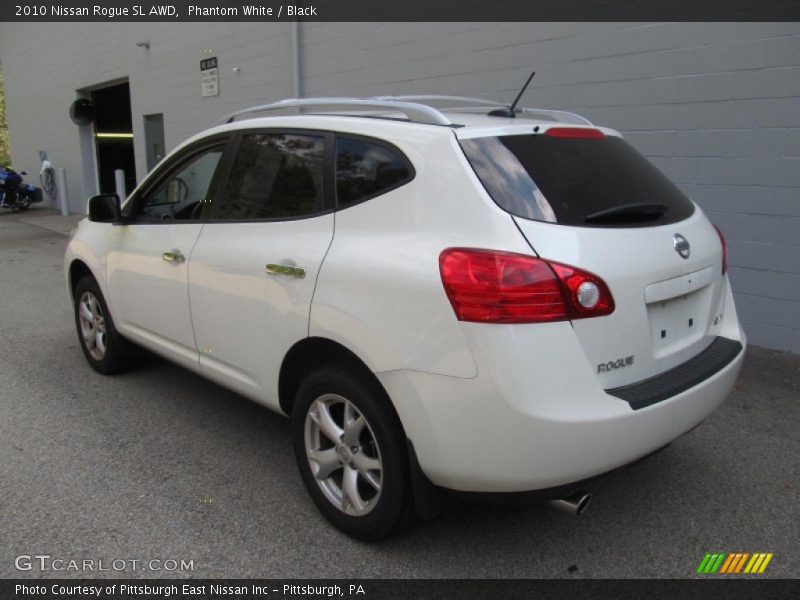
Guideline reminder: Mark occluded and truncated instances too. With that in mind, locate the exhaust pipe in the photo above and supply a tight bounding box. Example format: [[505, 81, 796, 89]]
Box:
[[548, 491, 591, 516]]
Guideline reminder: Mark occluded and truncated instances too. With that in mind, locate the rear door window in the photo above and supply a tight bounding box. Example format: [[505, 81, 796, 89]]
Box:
[[212, 133, 326, 220], [459, 133, 694, 227]]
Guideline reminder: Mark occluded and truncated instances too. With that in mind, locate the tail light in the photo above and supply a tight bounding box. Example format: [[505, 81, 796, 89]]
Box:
[[439, 248, 614, 324], [713, 224, 728, 275]]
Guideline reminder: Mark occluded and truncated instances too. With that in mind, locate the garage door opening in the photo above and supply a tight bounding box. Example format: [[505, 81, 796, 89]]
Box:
[[92, 82, 137, 196]]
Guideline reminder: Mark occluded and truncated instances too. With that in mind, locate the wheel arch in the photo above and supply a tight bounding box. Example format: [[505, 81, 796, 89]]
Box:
[[278, 337, 402, 425], [68, 259, 94, 298]]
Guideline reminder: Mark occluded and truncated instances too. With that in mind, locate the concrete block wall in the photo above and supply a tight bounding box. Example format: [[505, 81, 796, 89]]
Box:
[[0, 22, 294, 210], [0, 22, 797, 353]]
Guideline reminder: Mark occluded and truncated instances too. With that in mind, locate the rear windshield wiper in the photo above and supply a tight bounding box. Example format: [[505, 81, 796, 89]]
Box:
[[584, 202, 668, 224]]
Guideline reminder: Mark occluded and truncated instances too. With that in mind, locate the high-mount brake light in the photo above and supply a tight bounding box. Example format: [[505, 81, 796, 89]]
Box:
[[439, 248, 614, 324], [545, 127, 605, 139], [713, 224, 728, 275]]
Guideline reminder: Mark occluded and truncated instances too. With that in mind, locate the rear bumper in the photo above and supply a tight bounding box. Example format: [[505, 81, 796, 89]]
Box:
[[378, 279, 745, 494], [443, 443, 672, 506], [607, 336, 743, 410]]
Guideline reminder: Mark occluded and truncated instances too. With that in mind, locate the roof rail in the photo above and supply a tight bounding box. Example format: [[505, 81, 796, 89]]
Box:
[[217, 97, 453, 126], [371, 94, 507, 109], [372, 95, 593, 126], [216, 95, 593, 128]]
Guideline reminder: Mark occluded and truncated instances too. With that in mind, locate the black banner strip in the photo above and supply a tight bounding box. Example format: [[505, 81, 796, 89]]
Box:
[[2, 0, 799, 22], [2, 579, 799, 600]]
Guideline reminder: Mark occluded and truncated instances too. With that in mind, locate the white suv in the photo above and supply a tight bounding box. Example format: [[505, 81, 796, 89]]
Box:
[[65, 96, 745, 540]]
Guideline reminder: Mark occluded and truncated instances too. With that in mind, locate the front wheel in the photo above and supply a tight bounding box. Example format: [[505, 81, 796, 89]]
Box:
[[292, 365, 414, 541], [74, 275, 137, 375]]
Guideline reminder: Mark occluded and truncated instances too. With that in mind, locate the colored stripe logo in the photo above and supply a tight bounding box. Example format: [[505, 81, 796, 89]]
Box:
[[696, 552, 773, 574]]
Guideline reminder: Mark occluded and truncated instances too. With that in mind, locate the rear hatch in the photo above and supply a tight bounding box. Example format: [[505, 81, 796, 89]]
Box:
[[459, 127, 727, 388]]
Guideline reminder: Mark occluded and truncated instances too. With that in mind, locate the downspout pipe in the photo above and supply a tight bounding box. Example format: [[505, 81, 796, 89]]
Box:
[[291, 22, 301, 98]]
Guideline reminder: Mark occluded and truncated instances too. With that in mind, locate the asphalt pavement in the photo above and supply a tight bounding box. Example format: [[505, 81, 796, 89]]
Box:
[[1, 207, 798, 578]]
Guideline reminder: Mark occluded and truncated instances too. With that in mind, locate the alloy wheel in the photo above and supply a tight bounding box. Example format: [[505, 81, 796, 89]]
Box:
[[78, 291, 107, 361], [304, 393, 383, 516]]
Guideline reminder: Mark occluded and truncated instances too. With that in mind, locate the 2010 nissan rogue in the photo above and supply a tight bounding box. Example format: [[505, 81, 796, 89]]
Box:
[[65, 96, 745, 540]]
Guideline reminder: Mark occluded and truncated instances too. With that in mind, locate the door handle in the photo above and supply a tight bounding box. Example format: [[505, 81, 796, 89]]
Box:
[[265, 263, 306, 278], [162, 250, 186, 264]]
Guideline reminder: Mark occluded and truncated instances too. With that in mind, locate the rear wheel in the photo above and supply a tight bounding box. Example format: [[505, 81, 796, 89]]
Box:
[[74, 275, 137, 375], [292, 365, 413, 540]]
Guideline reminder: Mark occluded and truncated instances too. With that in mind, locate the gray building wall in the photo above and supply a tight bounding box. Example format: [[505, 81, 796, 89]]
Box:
[[0, 22, 798, 353]]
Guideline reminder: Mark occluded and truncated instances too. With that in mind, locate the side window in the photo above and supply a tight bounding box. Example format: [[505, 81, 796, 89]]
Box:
[[135, 145, 224, 221], [212, 133, 325, 220], [336, 137, 412, 208]]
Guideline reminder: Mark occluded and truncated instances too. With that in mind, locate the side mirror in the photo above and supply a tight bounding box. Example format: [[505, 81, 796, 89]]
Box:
[[20, 171, 27, 176], [87, 193, 122, 223]]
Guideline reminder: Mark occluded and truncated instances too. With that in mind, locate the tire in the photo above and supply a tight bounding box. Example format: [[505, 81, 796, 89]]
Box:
[[73, 275, 137, 375], [292, 364, 414, 541], [18, 204, 29, 211]]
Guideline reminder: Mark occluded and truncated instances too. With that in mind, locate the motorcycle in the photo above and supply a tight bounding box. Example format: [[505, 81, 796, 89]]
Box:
[[0, 167, 44, 211]]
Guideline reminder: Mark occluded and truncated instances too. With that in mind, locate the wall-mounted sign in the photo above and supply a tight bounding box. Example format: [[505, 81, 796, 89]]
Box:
[[201, 57, 219, 98]]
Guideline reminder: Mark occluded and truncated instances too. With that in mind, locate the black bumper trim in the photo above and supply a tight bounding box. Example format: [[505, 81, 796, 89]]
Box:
[[606, 336, 743, 410]]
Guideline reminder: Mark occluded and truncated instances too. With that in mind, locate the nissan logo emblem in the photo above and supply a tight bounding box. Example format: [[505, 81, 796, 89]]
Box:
[[674, 234, 690, 259]]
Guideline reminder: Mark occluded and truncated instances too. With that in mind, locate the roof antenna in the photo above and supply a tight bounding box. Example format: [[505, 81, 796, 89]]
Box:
[[489, 71, 535, 118]]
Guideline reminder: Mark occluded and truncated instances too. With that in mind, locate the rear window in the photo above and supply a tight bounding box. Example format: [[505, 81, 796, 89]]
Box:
[[459, 133, 694, 227]]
